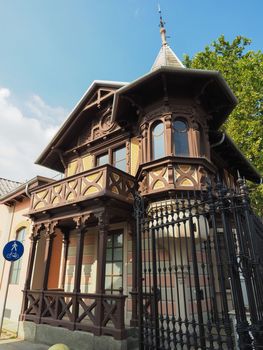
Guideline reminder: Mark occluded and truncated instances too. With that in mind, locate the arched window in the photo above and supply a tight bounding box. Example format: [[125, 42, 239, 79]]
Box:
[[10, 227, 26, 284], [173, 120, 189, 156], [152, 122, 165, 160]]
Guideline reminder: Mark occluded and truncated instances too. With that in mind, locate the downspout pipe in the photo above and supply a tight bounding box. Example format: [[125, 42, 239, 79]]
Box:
[[25, 182, 31, 198], [210, 132, 225, 148]]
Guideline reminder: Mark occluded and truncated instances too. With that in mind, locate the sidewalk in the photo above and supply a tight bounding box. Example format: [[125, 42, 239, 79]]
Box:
[[0, 339, 49, 349]]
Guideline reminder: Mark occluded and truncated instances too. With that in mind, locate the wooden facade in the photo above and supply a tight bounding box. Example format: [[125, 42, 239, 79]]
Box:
[[20, 38, 261, 342]]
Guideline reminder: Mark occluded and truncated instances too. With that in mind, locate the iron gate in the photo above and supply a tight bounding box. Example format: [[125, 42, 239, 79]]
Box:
[[134, 177, 263, 349]]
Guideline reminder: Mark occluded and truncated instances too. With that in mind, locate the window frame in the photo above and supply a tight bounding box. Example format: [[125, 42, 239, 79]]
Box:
[[105, 230, 124, 294], [95, 142, 127, 172], [172, 118, 190, 157], [151, 121, 166, 161], [9, 227, 26, 285]]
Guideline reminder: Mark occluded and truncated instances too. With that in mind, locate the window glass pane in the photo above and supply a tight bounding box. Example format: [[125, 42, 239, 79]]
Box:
[[173, 120, 189, 156], [106, 263, 112, 275], [114, 147, 126, 162], [174, 120, 187, 132], [113, 147, 126, 172], [114, 234, 123, 247], [152, 123, 165, 160], [96, 153, 108, 166], [106, 248, 112, 261], [107, 236, 113, 248], [113, 262, 122, 275], [114, 248, 122, 261], [105, 276, 112, 290], [10, 265, 17, 284], [112, 276, 122, 290], [17, 228, 26, 242]]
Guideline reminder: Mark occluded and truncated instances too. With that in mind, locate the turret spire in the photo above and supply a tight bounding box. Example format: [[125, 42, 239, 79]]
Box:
[[151, 6, 185, 71]]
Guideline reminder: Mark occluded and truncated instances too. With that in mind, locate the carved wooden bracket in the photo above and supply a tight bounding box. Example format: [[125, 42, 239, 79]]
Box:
[[44, 221, 59, 238], [72, 213, 91, 230]]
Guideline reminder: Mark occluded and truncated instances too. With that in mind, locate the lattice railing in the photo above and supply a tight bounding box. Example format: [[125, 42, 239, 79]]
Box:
[[29, 165, 135, 214], [22, 290, 127, 339]]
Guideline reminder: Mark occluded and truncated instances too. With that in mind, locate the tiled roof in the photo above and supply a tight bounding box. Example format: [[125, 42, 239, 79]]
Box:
[[0, 178, 22, 198], [151, 44, 185, 71]]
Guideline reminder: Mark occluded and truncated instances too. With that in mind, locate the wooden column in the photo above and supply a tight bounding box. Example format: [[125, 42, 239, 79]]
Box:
[[140, 122, 148, 163], [59, 228, 70, 290], [95, 210, 109, 294], [21, 224, 41, 318], [191, 126, 201, 157], [24, 224, 41, 291], [128, 221, 138, 327], [72, 217, 86, 328], [73, 218, 85, 293], [94, 210, 109, 336], [164, 113, 172, 156], [42, 222, 57, 290]]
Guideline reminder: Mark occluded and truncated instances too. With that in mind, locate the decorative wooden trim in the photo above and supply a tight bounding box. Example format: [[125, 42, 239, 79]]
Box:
[[28, 165, 135, 215], [22, 290, 127, 339]]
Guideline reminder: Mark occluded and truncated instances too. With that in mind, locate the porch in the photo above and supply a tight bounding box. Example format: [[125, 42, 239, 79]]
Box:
[[21, 170, 138, 340]]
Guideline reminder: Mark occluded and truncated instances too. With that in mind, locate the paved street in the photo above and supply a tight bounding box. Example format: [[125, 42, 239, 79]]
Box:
[[0, 339, 49, 349]]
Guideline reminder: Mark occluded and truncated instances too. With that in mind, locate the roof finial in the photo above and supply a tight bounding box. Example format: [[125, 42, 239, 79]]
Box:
[[158, 4, 167, 46]]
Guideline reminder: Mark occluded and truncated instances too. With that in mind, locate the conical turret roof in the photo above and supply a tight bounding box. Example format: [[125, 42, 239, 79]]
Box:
[[151, 9, 185, 71], [151, 44, 185, 70]]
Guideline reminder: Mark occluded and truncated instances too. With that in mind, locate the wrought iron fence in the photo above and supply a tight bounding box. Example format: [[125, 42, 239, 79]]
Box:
[[134, 177, 263, 349]]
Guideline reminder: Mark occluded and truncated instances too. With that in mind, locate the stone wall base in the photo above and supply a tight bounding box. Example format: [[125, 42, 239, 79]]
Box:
[[18, 321, 138, 350]]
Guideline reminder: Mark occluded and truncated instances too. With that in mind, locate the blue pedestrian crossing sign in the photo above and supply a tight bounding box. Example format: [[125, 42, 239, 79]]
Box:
[[3, 240, 24, 261]]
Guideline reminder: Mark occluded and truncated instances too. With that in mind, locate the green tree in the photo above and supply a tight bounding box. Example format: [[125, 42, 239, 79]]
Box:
[[184, 35, 263, 216]]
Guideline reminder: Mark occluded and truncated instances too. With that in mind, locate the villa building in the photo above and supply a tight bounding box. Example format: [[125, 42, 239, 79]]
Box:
[[18, 16, 262, 350]]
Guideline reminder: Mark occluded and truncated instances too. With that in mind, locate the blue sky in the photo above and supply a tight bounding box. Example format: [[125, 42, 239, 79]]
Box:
[[0, 0, 262, 181]]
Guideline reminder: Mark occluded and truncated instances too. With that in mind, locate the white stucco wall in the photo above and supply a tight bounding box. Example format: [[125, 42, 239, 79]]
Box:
[[0, 199, 32, 334]]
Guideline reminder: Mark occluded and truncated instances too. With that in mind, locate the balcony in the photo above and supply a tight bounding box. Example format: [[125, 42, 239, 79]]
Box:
[[29, 164, 135, 215], [137, 156, 216, 197]]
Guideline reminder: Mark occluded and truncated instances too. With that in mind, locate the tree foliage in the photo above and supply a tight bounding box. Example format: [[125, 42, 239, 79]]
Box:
[[184, 35, 263, 215]]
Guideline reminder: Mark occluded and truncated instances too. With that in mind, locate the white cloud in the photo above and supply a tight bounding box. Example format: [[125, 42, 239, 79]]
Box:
[[0, 87, 68, 182], [26, 94, 67, 126]]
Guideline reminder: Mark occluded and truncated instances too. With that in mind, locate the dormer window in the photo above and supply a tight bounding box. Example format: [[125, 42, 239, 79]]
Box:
[[172, 120, 189, 156], [152, 122, 165, 160]]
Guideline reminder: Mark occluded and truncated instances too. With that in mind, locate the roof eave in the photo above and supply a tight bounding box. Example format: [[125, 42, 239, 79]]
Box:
[[0, 176, 54, 204], [112, 67, 237, 122]]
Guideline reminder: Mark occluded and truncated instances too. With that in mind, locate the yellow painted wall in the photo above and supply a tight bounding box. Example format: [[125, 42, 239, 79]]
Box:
[[66, 155, 93, 177], [82, 154, 93, 171], [130, 137, 140, 176], [67, 160, 78, 177]]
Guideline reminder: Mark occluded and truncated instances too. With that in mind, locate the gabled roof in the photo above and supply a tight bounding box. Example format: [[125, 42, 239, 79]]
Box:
[[0, 178, 21, 198], [36, 80, 128, 172], [151, 44, 185, 71]]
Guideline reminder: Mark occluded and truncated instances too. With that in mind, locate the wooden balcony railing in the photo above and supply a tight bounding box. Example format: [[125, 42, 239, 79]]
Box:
[[21, 290, 127, 340], [137, 156, 216, 196], [29, 165, 135, 214]]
